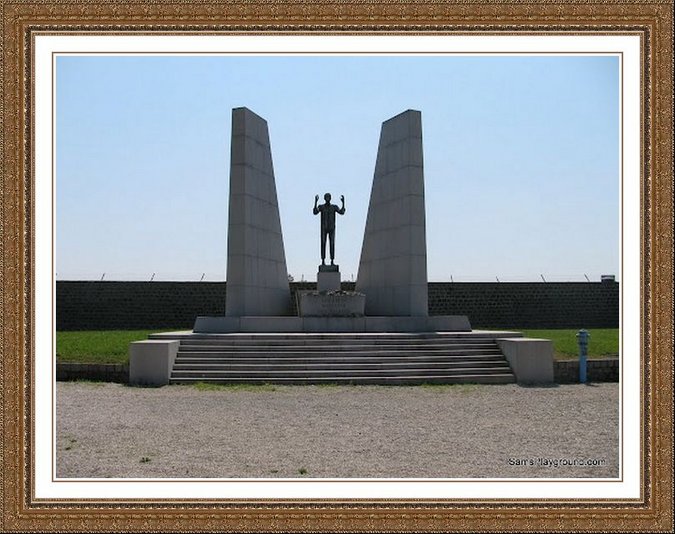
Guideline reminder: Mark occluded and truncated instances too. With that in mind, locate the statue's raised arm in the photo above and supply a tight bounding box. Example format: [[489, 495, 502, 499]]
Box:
[[338, 195, 346, 215]]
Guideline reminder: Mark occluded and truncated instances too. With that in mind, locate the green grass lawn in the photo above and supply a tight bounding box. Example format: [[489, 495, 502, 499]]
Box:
[[56, 328, 620, 365], [56, 330, 165, 364], [520, 329, 619, 359]]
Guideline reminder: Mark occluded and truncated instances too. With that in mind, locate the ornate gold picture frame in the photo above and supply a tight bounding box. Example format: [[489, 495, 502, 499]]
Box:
[[2, 1, 673, 531]]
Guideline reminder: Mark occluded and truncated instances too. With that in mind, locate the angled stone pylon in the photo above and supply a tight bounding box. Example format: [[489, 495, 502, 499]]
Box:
[[225, 107, 290, 316], [356, 110, 428, 316]]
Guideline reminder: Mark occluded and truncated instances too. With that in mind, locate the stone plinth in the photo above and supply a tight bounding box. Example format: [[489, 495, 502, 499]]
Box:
[[298, 291, 365, 317], [193, 314, 471, 333], [317, 264, 340, 292]]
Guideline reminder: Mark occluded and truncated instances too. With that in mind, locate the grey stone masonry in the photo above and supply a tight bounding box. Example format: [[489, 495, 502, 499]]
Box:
[[356, 110, 428, 316], [55, 281, 618, 330], [554, 358, 619, 383], [225, 107, 291, 316], [56, 362, 128, 383]]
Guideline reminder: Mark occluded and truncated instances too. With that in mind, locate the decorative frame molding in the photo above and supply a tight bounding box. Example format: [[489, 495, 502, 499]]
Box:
[[2, 1, 673, 531]]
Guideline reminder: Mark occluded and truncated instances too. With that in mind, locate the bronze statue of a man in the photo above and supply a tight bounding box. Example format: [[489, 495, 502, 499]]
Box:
[[313, 193, 346, 266]]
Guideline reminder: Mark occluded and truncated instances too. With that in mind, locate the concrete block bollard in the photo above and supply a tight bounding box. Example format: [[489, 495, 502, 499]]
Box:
[[496, 338, 554, 384], [129, 340, 179, 386]]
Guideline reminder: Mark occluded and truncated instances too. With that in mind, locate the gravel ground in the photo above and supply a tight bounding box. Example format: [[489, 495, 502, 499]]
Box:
[[56, 382, 619, 479]]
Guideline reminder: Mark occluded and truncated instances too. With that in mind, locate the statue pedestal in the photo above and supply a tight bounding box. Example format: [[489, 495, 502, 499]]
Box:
[[317, 264, 340, 292], [296, 264, 365, 317]]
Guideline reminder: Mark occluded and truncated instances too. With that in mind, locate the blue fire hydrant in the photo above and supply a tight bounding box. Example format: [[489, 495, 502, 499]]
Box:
[[576, 329, 590, 383]]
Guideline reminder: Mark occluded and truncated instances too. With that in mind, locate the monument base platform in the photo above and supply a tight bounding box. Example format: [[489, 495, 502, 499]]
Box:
[[140, 329, 554, 385], [193, 315, 471, 333], [297, 291, 365, 317]]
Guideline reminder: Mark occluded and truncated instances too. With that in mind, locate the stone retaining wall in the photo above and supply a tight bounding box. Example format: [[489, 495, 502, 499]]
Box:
[[56, 281, 619, 330], [428, 282, 618, 329], [554, 358, 620, 383], [56, 281, 226, 330], [56, 362, 128, 383]]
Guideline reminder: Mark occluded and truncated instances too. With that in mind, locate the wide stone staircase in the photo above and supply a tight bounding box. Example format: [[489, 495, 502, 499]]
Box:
[[168, 333, 516, 385]]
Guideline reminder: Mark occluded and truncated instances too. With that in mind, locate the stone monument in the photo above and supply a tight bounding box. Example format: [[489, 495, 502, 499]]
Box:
[[225, 107, 291, 317], [132, 107, 554, 388], [194, 107, 470, 332], [356, 109, 428, 316]]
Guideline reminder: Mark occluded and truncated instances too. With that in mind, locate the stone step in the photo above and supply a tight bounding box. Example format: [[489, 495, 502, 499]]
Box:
[[169, 374, 516, 385], [164, 331, 515, 386], [177, 342, 500, 352], [172, 361, 511, 371], [175, 348, 502, 359], [177, 337, 501, 347], [173, 354, 507, 365], [170, 366, 512, 379], [151, 332, 521, 342]]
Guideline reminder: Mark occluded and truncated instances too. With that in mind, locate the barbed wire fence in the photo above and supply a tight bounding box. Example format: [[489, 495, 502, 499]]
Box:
[[54, 271, 618, 283]]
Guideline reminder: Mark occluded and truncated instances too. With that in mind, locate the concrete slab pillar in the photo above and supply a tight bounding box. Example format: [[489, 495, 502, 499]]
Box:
[[129, 340, 179, 386], [356, 109, 428, 316], [497, 338, 555, 384], [226, 107, 291, 316]]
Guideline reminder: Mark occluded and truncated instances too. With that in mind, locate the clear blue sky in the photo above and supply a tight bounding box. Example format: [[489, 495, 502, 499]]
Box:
[[56, 54, 619, 282]]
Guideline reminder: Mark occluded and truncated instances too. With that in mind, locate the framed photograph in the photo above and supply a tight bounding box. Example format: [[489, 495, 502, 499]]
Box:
[[1, 1, 672, 532]]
